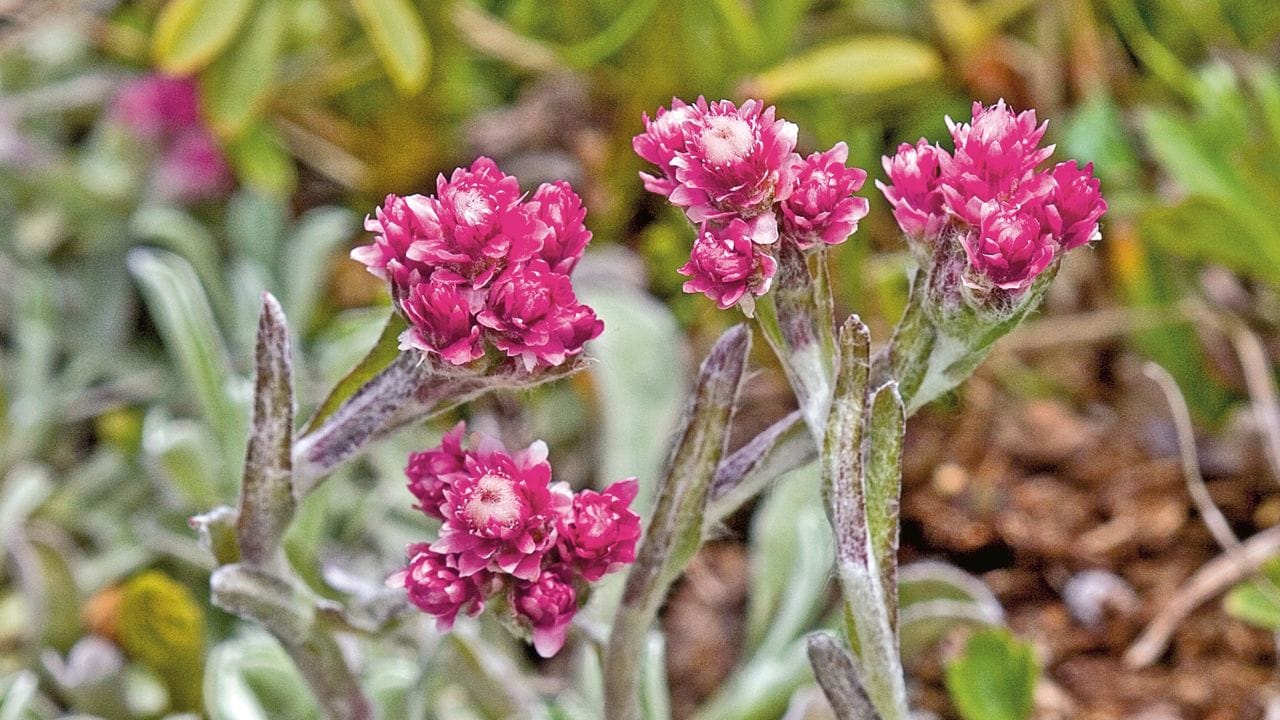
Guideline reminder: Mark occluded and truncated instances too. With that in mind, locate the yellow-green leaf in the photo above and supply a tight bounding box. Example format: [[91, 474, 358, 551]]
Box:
[[226, 122, 297, 197], [201, 0, 287, 139], [351, 0, 432, 95], [746, 36, 943, 99], [152, 0, 257, 75]]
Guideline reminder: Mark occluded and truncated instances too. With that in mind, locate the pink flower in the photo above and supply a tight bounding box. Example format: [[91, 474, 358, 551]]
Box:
[[939, 102, 1055, 226], [403, 157, 546, 288], [398, 280, 485, 366], [679, 218, 778, 310], [877, 139, 949, 242], [666, 98, 800, 223], [112, 75, 202, 140], [633, 98, 695, 197], [780, 142, 870, 249], [154, 129, 232, 203], [510, 566, 577, 657], [477, 261, 603, 372], [1042, 161, 1106, 251], [406, 422, 468, 519], [532, 181, 592, 274], [392, 544, 488, 631], [432, 435, 568, 581], [555, 479, 641, 582], [961, 202, 1055, 291], [352, 194, 433, 288]]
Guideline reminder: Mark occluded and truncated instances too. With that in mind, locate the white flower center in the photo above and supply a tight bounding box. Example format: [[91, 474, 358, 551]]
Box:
[[453, 188, 494, 226], [465, 474, 522, 527], [700, 117, 754, 165]]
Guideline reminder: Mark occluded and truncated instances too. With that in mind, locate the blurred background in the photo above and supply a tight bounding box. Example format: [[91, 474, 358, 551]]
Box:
[[4, 0, 1280, 718]]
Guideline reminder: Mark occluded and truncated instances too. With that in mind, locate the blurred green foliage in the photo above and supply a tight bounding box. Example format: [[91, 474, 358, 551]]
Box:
[[3, 0, 1280, 717]]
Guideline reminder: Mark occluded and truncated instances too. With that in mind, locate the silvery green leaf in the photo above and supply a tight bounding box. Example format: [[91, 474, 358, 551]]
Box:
[[806, 632, 880, 720], [605, 324, 750, 720], [129, 205, 229, 321], [898, 561, 1005, 662], [577, 270, 689, 513], [756, 243, 836, 439], [865, 383, 904, 629], [142, 412, 223, 507], [226, 189, 287, 270], [205, 632, 321, 720], [127, 248, 240, 464], [281, 207, 358, 334], [210, 565, 315, 645], [705, 409, 814, 531], [236, 293, 295, 569], [823, 317, 908, 720], [745, 462, 831, 658]]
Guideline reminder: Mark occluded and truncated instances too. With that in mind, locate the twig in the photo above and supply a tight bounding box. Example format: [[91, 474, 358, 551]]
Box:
[[1000, 306, 1185, 353], [1226, 321, 1280, 484], [1126, 524, 1280, 667], [1143, 363, 1241, 552]]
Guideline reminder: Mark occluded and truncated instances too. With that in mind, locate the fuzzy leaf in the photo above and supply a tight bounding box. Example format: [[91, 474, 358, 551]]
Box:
[[824, 316, 908, 720], [300, 312, 405, 435], [865, 383, 904, 629], [605, 324, 750, 720], [205, 632, 321, 720], [127, 248, 241, 457], [806, 632, 880, 720], [236, 293, 295, 568], [706, 410, 814, 530]]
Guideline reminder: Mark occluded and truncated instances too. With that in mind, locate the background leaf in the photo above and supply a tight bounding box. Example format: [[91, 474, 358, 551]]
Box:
[[944, 628, 1038, 720], [746, 36, 943, 99], [152, 0, 257, 74], [351, 0, 433, 95]]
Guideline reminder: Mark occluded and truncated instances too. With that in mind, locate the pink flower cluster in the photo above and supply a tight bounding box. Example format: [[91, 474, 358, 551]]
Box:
[[391, 423, 641, 657], [634, 98, 869, 311], [878, 100, 1107, 293], [351, 158, 603, 371], [111, 74, 232, 203]]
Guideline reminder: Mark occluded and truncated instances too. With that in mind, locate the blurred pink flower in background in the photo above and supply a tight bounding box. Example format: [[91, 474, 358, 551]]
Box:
[[111, 74, 231, 203]]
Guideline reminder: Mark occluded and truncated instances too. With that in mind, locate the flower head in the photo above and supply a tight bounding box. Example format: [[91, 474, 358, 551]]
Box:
[[510, 567, 577, 658], [397, 425, 640, 656], [405, 157, 545, 288], [878, 100, 1106, 297], [666, 98, 800, 223], [477, 261, 603, 372], [679, 218, 778, 311], [555, 479, 641, 581], [781, 142, 870, 249], [154, 128, 232, 203], [432, 435, 566, 581], [406, 422, 468, 519], [352, 158, 602, 372], [532, 181, 592, 274], [398, 280, 485, 366], [393, 544, 489, 631], [877, 139, 949, 243], [1042, 161, 1106, 251], [633, 99, 694, 197], [962, 202, 1055, 292], [352, 194, 433, 288]]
